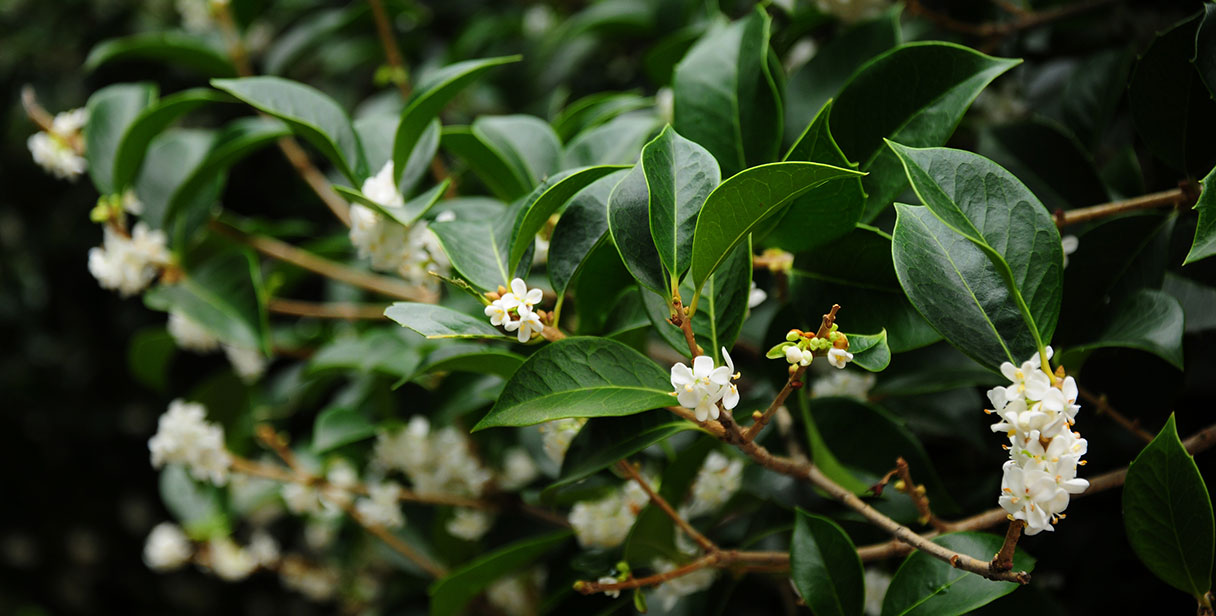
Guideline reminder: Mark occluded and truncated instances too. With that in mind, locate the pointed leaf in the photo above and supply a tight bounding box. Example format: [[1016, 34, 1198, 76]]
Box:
[[881, 532, 1035, 616], [608, 165, 669, 297], [792, 510, 865, 616], [1058, 289, 1184, 370], [429, 531, 571, 616], [85, 31, 237, 77], [509, 165, 630, 272], [1184, 166, 1216, 265], [473, 337, 675, 430], [312, 406, 376, 453], [144, 248, 268, 353], [112, 88, 227, 190], [211, 76, 366, 182], [429, 219, 519, 292], [1124, 414, 1215, 599], [845, 330, 890, 372], [549, 171, 626, 297], [391, 55, 521, 185], [643, 240, 752, 359], [562, 112, 661, 167], [441, 125, 532, 201], [135, 128, 219, 231], [85, 82, 158, 194], [689, 161, 862, 302], [474, 114, 562, 189], [384, 303, 510, 340], [643, 125, 721, 279]]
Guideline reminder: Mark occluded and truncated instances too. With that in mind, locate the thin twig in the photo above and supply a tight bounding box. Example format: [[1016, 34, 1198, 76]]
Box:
[[210, 220, 436, 302], [368, 0, 411, 98], [907, 0, 1115, 39], [894, 457, 948, 531], [1079, 386, 1154, 443], [989, 519, 1024, 573], [743, 368, 804, 442], [574, 550, 787, 595], [1056, 186, 1193, 227], [268, 298, 390, 320], [617, 459, 716, 553], [21, 86, 84, 152]]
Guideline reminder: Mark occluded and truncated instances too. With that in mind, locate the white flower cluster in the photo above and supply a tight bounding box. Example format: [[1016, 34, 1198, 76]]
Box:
[[281, 459, 360, 517], [670, 348, 740, 422], [649, 558, 717, 610], [568, 480, 650, 548], [498, 447, 540, 490], [88, 223, 171, 297], [446, 508, 494, 541], [681, 451, 744, 519], [348, 162, 449, 288], [207, 536, 259, 581], [148, 399, 231, 485], [539, 418, 586, 464], [814, 0, 889, 22], [167, 310, 268, 382], [28, 107, 87, 180], [177, 0, 227, 32], [986, 348, 1088, 535], [355, 481, 405, 528], [279, 555, 340, 601], [143, 522, 193, 571], [374, 416, 494, 498], [810, 369, 875, 401], [487, 569, 545, 616], [485, 278, 546, 343]]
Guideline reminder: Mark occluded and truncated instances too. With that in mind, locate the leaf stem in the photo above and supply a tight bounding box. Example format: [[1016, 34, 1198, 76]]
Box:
[[616, 459, 717, 553], [1055, 184, 1196, 227]]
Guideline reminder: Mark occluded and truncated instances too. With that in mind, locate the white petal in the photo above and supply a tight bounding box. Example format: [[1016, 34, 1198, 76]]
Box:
[[525, 288, 543, 305], [695, 400, 711, 422], [709, 366, 731, 386], [692, 355, 715, 378], [678, 390, 701, 409], [722, 385, 739, 410], [671, 363, 694, 387], [721, 347, 734, 373], [510, 278, 528, 297]]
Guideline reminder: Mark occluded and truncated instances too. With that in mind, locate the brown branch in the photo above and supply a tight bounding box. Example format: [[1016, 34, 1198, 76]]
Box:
[[989, 519, 1024, 573], [574, 550, 787, 595], [21, 86, 85, 152], [671, 297, 702, 357], [743, 367, 805, 442], [894, 457, 948, 531], [368, 0, 411, 98], [1078, 386, 1154, 443], [617, 459, 716, 553], [1055, 186, 1193, 227], [210, 220, 436, 302], [907, 0, 1115, 39], [268, 298, 389, 320], [339, 499, 447, 578]]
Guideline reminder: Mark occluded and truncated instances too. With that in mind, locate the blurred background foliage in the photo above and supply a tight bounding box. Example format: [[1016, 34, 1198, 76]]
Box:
[[4, 0, 1216, 613]]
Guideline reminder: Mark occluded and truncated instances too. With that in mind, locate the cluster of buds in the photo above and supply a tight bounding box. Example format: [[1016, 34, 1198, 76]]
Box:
[[484, 278, 548, 343], [766, 325, 853, 372]]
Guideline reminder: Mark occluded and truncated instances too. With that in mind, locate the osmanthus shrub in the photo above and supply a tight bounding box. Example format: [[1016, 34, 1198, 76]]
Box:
[[29, 0, 1216, 613]]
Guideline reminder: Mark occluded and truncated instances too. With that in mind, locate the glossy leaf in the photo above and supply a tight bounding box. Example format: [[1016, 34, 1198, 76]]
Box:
[[608, 164, 669, 298], [553, 91, 652, 141], [830, 43, 1019, 221], [642, 240, 752, 359], [390, 55, 521, 186], [312, 406, 376, 453], [440, 126, 531, 201], [889, 144, 1063, 370], [475, 114, 562, 189], [556, 410, 697, 490], [473, 337, 675, 430], [791, 510, 864, 616], [1164, 272, 1216, 333], [561, 112, 660, 168], [1184, 166, 1216, 265], [411, 345, 523, 380], [135, 128, 219, 232], [643, 125, 721, 280], [1130, 14, 1216, 176], [429, 531, 571, 616], [112, 88, 227, 191], [783, 7, 900, 144], [85, 31, 236, 77], [689, 161, 862, 302], [212, 76, 366, 182], [673, 7, 781, 176], [976, 119, 1109, 212], [1058, 289, 1184, 370], [355, 116, 439, 195], [85, 82, 157, 194], [334, 180, 447, 228], [881, 532, 1035, 616], [309, 329, 423, 378], [144, 248, 268, 353], [1124, 414, 1214, 599], [384, 303, 509, 340], [845, 330, 890, 372], [770, 100, 865, 252], [429, 219, 520, 292], [508, 165, 629, 272], [549, 171, 625, 298]]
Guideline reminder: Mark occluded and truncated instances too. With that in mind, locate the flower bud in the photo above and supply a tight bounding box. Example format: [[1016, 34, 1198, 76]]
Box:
[[785, 329, 801, 342]]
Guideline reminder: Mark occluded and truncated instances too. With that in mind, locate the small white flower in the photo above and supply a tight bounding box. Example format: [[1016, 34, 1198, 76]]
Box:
[[748, 281, 767, 308], [827, 347, 853, 369], [486, 572, 539, 616], [88, 223, 171, 297], [670, 354, 732, 422], [508, 278, 544, 312], [569, 479, 651, 548], [597, 575, 621, 598], [374, 417, 493, 498], [1061, 235, 1079, 268], [223, 344, 267, 383], [682, 451, 743, 518], [168, 310, 221, 353], [355, 481, 405, 528], [362, 160, 405, 208], [207, 536, 257, 581], [499, 447, 539, 490], [143, 522, 192, 571], [281, 483, 322, 515], [51, 107, 88, 134], [539, 418, 586, 464], [484, 299, 511, 326], [811, 369, 875, 401], [279, 556, 340, 601], [148, 399, 230, 485], [247, 530, 280, 567], [446, 508, 494, 540], [505, 305, 544, 343], [28, 132, 86, 180]]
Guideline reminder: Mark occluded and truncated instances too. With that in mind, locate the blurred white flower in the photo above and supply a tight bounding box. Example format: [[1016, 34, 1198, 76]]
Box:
[[539, 418, 586, 465], [168, 310, 221, 353], [682, 451, 743, 518], [207, 536, 257, 581], [148, 399, 230, 485], [143, 522, 192, 571], [649, 558, 716, 610], [88, 223, 171, 297], [569, 480, 649, 548], [446, 508, 493, 540], [355, 481, 405, 528]]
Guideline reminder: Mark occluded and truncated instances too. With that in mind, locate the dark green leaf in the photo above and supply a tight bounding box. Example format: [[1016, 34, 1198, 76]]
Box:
[[783, 6, 900, 144], [211, 76, 366, 182], [673, 8, 781, 176], [112, 88, 227, 191], [473, 337, 675, 430], [549, 171, 625, 298], [309, 329, 423, 378], [355, 115, 440, 194], [1129, 14, 1216, 176], [429, 218, 522, 292], [608, 164, 669, 297], [561, 112, 661, 168], [1163, 272, 1216, 333], [85, 82, 157, 194], [556, 410, 697, 490], [428, 531, 571, 616], [144, 248, 268, 353], [976, 119, 1109, 212], [830, 43, 1019, 221], [159, 465, 228, 537], [312, 406, 376, 453], [798, 391, 869, 495], [889, 144, 1064, 370], [845, 330, 891, 372], [689, 161, 862, 302], [643, 125, 721, 279], [85, 31, 236, 77], [441, 125, 532, 201], [553, 91, 653, 141], [1184, 166, 1216, 265], [135, 128, 218, 231], [769, 100, 865, 252], [1058, 289, 1184, 370], [384, 302, 510, 340], [643, 240, 752, 359], [128, 327, 177, 392], [474, 114, 562, 189], [390, 56, 521, 185], [509, 165, 629, 272], [264, 7, 364, 76], [792, 510, 865, 616], [411, 345, 523, 380], [881, 532, 1035, 616], [1123, 414, 1214, 598]]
